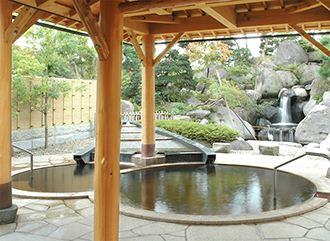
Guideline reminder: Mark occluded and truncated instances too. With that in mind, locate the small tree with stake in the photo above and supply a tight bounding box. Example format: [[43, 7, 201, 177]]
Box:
[[12, 45, 86, 149]]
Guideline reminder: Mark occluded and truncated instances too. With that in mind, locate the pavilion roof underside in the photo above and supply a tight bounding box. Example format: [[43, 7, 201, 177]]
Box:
[[11, 0, 330, 42]]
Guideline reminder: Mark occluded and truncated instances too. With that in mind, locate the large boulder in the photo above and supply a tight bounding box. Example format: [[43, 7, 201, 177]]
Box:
[[121, 100, 134, 113], [300, 64, 321, 85], [255, 69, 283, 98], [245, 89, 262, 103], [321, 91, 330, 107], [187, 109, 211, 119], [266, 106, 280, 123], [187, 96, 203, 107], [253, 57, 276, 72], [173, 115, 192, 121], [230, 139, 253, 150], [295, 104, 330, 144], [276, 70, 299, 88], [307, 51, 322, 62], [320, 133, 330, 151], [310, 77, 329, 98], [233, 106, 257, 125], [292, 86, 309, 101], [274, 40, 308, 66], [209, 107, 251, 139], [217, 68, 228, 79], [291, 101, 306, 123], [231, 73, 254, 84], [303, 99, 318, 116]]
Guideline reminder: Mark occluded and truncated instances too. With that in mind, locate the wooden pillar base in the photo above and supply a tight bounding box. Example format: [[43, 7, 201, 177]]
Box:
[[0, 182, 12, 209], [131, 154, 165, 167], [141, 144, 155, 157], [0, 204, 17, 225]]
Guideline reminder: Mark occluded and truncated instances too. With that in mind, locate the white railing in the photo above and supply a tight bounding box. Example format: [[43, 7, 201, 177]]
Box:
[[121, 111, 173, 121]]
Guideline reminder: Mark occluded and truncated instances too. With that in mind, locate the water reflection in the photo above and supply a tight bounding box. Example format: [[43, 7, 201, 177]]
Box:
[[120, 165, 316, 215]]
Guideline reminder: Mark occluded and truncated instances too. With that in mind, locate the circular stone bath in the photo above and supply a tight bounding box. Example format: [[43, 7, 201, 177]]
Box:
[[11, 163, 327, 224]]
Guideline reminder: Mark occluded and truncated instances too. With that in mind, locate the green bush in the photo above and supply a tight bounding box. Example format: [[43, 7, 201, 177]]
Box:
[[172, 103, 188, 115], [155, 120, 240, 143]]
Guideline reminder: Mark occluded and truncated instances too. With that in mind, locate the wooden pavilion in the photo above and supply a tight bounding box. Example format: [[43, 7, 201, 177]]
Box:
[[0, 0, 329, 240]]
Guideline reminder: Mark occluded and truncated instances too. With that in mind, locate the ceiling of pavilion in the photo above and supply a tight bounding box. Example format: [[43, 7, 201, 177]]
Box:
[[10, 0, 330, 43]]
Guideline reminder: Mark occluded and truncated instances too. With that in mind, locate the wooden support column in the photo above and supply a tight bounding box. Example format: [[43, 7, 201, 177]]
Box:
[[0, 0, 13, 211], [93, 0, 123, 240], [141, 35, 156, 157]]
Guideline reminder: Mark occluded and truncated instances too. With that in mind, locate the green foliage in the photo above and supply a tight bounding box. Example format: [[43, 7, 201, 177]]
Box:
[[225, 64, 252, 81], [155, 120, 240, 143], [172, 103, 188, 115], [274, 64, 306, 79], [207, 80, 252, 109], [187, 41, 232, 77], [23, 26, 97, 79], [228, 47, 253, 66], [318, 35, 330, 81], [122, 49, 195, 105]]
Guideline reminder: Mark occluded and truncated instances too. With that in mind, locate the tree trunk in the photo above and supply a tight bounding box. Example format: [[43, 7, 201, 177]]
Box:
[[262, 38, 269, 57], [44, 94, 48, 149], [71, 60, 80, 79]]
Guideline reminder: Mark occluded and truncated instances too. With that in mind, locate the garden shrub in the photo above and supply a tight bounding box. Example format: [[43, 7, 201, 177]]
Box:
[[155, 120, 240, 143]]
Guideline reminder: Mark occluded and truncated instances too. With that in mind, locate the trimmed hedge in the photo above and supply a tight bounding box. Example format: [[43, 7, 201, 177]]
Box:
[[155, 120, 240, 143]]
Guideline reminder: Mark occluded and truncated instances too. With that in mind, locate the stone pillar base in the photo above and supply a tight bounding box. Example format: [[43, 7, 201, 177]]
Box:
[[0, 204, 18, 225], [132, 154, 166, 167]]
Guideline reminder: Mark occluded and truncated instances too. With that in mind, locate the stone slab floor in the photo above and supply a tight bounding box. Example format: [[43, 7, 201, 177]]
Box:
[[0, 197, 330, 240]]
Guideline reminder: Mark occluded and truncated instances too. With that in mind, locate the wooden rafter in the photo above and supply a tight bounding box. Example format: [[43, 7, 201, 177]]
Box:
[[319, 0, 330, 10], [72, 0, 109, 61], [5, 7, 36, 44], [127, 29, 147, 66], [290, 23, 330, 58], [12, 10, 45, 43], [130, 15, 183, 24], [286, 0, 321, 14], [201, 6, 237, 29], [153, 32, 184, 66], [119, 0, 275, 14]]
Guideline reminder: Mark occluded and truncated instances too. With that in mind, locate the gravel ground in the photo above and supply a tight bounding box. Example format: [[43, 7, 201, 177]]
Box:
[[12, 138, 95, 158]]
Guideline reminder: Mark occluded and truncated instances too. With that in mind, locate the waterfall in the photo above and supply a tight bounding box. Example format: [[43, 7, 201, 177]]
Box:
[[279, 96, 292, 124]]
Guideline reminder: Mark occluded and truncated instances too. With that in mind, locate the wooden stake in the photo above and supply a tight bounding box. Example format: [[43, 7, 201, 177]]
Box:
[[94, 0, 123, 240], [0, 0, 13, 210], [141, 35, 156, 157]]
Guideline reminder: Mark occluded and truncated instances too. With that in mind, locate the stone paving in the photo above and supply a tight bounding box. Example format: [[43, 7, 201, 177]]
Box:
[[2, 144, 330, 241]]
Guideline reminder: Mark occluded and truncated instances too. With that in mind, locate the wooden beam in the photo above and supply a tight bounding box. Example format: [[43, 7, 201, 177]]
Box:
[[5, 7, 36, 44], [127, 30, 147, 66], [151, 8, 172, 15], [286, 0, 321, 14], [238, 7, 329, 28], [319, 0, 330, 10], [153, 32, 184, 66], [201, 6, 237, 29], [119, 0, 274, 14], [130, 15, 183, 24], [12, 10, 45, 43], [124, 18, 150, 34], [72, 0, 109, 61], [290, 23, 330, 58]]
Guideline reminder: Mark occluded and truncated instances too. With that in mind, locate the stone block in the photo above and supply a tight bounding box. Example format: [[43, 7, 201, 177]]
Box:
[[259, 144, 279, 156], [213, 143, 231, 153], [32, 137, 55, 149], [12, 140, 32, 152], [74, 131, 93, 140], [54, 125, 76, 136], [0, 204, 18, 224], [56, 134, 75, 144], [131, 154, 166, 167]]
